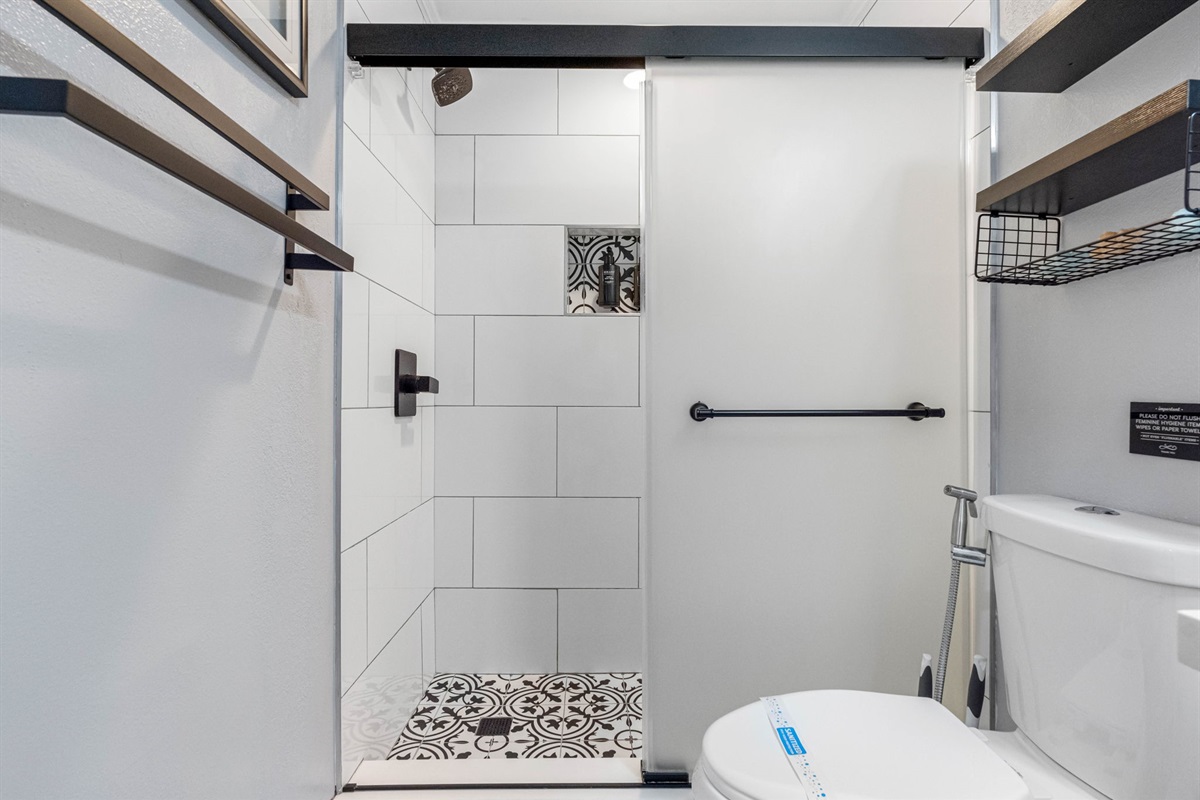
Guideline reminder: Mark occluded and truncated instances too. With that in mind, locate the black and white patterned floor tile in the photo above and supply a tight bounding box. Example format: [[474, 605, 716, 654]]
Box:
[[342, 673, 428, 762], [387, 673, 643, 760]]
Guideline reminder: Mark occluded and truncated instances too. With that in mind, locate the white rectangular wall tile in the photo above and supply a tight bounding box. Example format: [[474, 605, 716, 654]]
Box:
[[357, 0, 424, 23], [343, 3, 371, 142], [558, 589, 644, 672], [435, 497, 473, 587], [970, 129, 992, 204], [435, 136, 474, 224], [474, 316, 639, 406], [343, 133, 428, 306], [342, 408, 423, 549], [861, 0, 972, 26], [367, 501, 434, 658], [341, 541, 368, 693], [474, 498, 639, 588], [412, 67, 438, 125], [421, 405, 435, 502], [435, 407, 557, 496], [558, 70, 641, 136], [368, 282, 435, 408], [475, 136, 640, 225], [967, 84, 992, 140], [421, 595, 436, 681], [341, 272, 370, 409], [370, 67, 436, 221], [435, 69, 558, 135], [557, 407, 645, 497], [435, 589, 557, 673], [436, 226, 566, 315], [968, 281, 992, 411], [969, 410, 992, 495], [422, 219, 435, 313], [434, 316, 474, 405]]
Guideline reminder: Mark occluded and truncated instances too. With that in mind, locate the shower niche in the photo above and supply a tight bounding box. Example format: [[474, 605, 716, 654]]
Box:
[[566, 227, 641, 314]]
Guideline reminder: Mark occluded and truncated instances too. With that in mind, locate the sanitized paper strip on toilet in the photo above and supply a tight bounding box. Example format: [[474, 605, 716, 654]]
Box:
[[761, 696, 829, 798]]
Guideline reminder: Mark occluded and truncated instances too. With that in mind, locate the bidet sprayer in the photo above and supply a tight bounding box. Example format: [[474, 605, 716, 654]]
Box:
[[944, 485, 986, 567]]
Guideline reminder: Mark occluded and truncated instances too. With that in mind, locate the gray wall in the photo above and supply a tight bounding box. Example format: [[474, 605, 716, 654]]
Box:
[[994, 1, 1200, 525], [0, 1, 342, 797]]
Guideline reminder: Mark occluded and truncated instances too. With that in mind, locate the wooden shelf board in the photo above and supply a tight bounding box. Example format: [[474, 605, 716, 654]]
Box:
[[977, 80, 1199, 216], [976, 0, 1198, 94]]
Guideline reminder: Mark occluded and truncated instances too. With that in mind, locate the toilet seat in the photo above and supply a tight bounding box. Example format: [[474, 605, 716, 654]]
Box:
[[695, 690, 1033, 800]]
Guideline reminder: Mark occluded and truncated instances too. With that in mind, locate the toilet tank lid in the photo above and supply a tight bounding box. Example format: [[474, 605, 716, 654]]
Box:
[[981, 495, 1200, 588]]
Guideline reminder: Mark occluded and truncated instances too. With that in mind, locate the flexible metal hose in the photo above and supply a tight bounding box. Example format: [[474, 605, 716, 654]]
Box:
[[933, 558, 961, 704]]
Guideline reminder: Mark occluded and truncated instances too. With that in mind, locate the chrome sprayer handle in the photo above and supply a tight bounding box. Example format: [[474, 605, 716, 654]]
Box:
[[944, 484, 979, 549]]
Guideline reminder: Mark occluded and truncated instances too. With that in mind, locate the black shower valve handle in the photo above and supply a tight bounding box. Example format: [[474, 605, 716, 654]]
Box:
[[397, 374, 439, 395]]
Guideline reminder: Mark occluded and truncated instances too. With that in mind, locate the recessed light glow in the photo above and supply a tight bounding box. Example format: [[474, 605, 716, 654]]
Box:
[[623, 69, 646, 89]]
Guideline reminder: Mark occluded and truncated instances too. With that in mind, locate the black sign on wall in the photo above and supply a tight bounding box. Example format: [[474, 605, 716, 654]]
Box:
[[1129, 403, 1200, 462]]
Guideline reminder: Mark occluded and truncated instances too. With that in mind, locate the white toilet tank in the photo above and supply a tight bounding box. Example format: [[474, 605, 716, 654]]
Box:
[[982, 495, 1200, 800]]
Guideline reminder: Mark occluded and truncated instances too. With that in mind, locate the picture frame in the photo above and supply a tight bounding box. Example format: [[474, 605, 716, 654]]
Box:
[[191, 0, 308, 97]]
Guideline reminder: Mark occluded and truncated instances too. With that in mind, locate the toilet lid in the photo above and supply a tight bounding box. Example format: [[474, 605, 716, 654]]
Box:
[[700, 690, 1032, 800]]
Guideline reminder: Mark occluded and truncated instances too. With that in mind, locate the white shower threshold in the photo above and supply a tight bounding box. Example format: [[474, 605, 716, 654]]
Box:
[[346, 756, 645, 789]]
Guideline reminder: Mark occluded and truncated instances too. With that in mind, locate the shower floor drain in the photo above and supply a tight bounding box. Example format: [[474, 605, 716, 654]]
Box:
[[475, 717, 513, 736]]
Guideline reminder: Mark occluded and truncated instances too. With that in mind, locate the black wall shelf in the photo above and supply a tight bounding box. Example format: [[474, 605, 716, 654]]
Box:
[[977, 80, 1199, 216], [975, 82, 1200, 286], [975, 0, 1198, 93]]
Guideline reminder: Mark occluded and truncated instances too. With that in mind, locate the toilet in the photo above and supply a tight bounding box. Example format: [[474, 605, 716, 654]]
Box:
[[693, 495, 1200, 800]]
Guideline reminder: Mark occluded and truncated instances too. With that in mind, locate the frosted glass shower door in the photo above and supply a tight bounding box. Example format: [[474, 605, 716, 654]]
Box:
[[642, 58, 968, 770]]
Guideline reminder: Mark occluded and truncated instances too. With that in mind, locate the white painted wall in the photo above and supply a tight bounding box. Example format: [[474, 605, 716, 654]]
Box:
[[992, 1, 1200, 526], [643, 58, 968, 771], [0, 1, 341, 798], [339, 0, 438, 780], [432, 67, 645, 674]]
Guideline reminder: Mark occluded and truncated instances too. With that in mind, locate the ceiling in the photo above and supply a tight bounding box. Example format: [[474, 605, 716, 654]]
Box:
[[357, 0, 981, 27]]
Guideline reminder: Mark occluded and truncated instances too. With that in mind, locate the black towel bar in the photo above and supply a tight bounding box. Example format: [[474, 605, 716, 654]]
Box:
[[689, 402, 945, 422]]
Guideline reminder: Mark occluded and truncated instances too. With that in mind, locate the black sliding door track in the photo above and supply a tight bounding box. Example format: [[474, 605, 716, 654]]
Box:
[[347, 24, 984, 69]]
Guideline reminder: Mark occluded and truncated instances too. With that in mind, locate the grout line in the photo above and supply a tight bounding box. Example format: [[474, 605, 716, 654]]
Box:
[[472, 135, 477, 225], [471, 497, 476, 588], [555, 407, 560, 498], [858, 0, 880, 26], [470, 315, 476, 406], [947, 0, 975, 28], [555, 589, 560, 672], [341, 496, 435, 553]]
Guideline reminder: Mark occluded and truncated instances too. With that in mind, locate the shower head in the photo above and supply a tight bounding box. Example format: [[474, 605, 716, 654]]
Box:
[[432, 67, 473, 106]]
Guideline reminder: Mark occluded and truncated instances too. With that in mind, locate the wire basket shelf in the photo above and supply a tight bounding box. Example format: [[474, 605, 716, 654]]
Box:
[[975, 213, 1200, 285]]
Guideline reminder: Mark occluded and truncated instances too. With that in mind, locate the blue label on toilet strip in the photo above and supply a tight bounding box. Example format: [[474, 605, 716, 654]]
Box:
[[776, 726, 806, 755], [762, 696, 828, 799]]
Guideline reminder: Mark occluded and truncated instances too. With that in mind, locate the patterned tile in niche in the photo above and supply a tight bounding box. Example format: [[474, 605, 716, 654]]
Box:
[[566, 228, 640, 314]]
